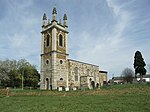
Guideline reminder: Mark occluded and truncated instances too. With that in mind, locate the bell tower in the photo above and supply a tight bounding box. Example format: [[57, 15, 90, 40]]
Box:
[[40, 7, 69, 90]]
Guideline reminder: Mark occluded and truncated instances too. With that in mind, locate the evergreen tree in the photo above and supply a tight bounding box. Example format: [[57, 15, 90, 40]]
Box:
[[133, 51, 146, 81]]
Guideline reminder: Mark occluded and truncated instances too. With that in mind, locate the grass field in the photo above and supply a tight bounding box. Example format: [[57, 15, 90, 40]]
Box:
[[0, 84, 150, 112]]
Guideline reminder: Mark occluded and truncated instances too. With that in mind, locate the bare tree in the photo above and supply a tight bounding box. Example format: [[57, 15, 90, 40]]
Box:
[[121, 68, 134, 83]]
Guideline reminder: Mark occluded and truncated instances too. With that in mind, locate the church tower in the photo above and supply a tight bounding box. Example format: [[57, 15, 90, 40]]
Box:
[[40, 7, 69, 90]]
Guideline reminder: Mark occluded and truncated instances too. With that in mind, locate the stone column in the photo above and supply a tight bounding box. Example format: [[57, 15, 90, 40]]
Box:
[[52, 28, 57, 51], [40, 33, 45, 89], [65, 33, 68, 55], [51, 27, 57, 90]]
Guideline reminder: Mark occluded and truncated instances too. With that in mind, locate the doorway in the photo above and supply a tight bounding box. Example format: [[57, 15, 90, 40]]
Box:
[[91, 81, 95, 88], [46, 78, 49, 90]]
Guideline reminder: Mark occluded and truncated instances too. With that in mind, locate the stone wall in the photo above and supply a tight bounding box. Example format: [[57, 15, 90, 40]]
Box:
[[99, 71, 107, 86], [68, 59, 100, 89]]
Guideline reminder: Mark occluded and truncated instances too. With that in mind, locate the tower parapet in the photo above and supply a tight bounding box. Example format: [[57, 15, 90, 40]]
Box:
[[42, 7, 68, 32]]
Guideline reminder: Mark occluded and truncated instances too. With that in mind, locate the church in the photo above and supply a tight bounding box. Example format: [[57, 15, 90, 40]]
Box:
[[40, 7, 107, 90]]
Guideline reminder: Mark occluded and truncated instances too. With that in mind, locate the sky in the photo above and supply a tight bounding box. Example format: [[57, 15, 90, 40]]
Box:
[[0, 0, 150, 79]]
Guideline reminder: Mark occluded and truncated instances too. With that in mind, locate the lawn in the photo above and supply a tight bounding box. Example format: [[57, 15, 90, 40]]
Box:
[[0, 84, 150, 112]]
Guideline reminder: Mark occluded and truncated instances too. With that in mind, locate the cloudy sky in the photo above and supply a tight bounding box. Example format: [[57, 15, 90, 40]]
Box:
[[0, 0, 150, 79]]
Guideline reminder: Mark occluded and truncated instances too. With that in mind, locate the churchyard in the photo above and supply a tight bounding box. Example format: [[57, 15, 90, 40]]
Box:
[[0, 84, 150, 112]]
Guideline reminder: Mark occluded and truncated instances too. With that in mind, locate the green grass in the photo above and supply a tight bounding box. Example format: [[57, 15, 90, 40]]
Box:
[[101, 83, 150, 90], [0, 84, 150, 112]]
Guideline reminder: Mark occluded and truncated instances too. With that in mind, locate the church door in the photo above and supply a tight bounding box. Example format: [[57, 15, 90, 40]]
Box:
[[91, 81, 95, 89], [46, 78, 49, 90]]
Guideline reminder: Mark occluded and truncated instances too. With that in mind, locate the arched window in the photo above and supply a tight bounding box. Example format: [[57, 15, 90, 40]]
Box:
[[60, 60, 63, 64], [46, 60, 49, 65], [46, 34, 50, 47], [59, 34, 63, 47], [74, 67, 78, 81], [60, 78, 63, 80]]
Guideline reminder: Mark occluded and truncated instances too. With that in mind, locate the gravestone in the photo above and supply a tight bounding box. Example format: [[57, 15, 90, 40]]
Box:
[[73, 87, 77, 91], [65, 87, 69, 91], [58, 87, 62, 91]]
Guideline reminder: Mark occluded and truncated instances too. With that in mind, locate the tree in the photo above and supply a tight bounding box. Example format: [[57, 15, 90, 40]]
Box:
[[7, 60, 20, 87], [17, 59, 40, 88], [22, 64, 40, 88], [0, 59, 40, 88], [121, 68, 134, 83], [133, 51, 146, 81], [0, 59, 12, 87]]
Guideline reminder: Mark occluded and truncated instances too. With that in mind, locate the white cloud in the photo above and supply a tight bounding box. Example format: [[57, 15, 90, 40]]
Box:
[[69, 0, 132, 78]]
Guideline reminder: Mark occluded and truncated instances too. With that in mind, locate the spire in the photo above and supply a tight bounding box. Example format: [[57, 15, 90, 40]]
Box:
[[63, 14, 67, 20], [63, 14, 67, 27], [48, 19, 50, 24], [43, 13, 47, 20], [42, 13, 47, 26], [59, 19, 62, 25], [52, 6, 57, 14], [52, 6, 57, 21]]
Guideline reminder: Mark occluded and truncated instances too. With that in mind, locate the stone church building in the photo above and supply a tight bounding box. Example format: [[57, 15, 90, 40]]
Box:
[[40, 7, 107, 90]]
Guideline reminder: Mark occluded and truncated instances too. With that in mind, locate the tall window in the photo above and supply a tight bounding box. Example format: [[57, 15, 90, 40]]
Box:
[[46, 34, 50, 47], [74, 67, 78, 81], [59, 34, 63, 47]]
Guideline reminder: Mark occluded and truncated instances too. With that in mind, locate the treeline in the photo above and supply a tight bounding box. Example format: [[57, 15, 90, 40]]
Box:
[[0, 59, 40, 88]]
